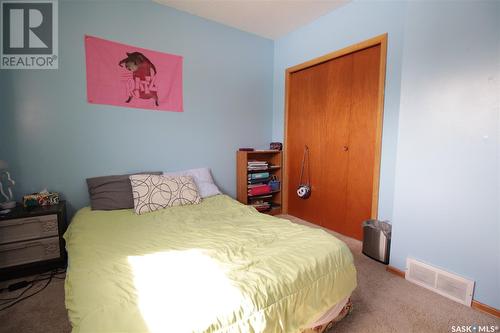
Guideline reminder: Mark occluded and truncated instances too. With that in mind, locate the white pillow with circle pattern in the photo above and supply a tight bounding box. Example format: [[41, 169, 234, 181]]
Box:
[[129, 174, 201, 215]]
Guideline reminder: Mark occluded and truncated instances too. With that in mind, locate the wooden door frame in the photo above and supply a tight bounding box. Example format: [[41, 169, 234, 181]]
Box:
[[283, 33, 388, 219]]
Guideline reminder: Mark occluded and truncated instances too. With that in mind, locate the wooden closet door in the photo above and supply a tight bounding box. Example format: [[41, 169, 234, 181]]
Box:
[[287, 55, 353, 229], [286, 44, 382, 241], [342, 45, 381, 239]]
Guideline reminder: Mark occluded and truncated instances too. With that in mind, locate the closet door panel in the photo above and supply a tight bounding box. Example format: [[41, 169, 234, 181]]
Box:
[[320, 55, 353, 232], [287, 64, 328, 226], [343, 45, 381, 239], [287, 56, 353, 229]]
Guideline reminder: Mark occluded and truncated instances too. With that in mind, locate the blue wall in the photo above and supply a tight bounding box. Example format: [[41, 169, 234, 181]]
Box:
[[0, 0, 274, 215], [273, 0, 499, 308], [391, 1, 499, 309]]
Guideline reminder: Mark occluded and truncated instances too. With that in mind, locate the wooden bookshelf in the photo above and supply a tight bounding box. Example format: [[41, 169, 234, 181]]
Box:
[[237, 150, 282, 215]]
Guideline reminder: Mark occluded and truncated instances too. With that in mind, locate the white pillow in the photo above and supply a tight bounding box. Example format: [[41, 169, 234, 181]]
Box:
[[129, 174, 201, 214], [163, 168, 221, 198]]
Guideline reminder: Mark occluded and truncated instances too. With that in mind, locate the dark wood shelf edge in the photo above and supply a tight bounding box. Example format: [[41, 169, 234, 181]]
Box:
[[246, 150, 282, 154]]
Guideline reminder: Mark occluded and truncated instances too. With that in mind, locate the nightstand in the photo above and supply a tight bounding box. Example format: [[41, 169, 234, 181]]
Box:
[[0, 201, 67, 281]]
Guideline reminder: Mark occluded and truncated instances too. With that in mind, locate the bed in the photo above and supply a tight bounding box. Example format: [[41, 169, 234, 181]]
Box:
[[64, 195, 357, 333]]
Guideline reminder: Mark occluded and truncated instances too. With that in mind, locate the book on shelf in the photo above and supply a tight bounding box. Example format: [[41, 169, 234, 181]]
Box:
[[250, 200, 271, 212], [248, 178, 270, 185], [251, 199, 267, 203], [248, 184, 272, 196], [254, 205, 271, 212], [248, 172, 270, 180], [248, 160, 267, 165], [247, 160, 269, 171]]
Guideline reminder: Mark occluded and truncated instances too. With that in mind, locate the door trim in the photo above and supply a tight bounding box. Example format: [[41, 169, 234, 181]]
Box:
[[283, 33, 388, 219]]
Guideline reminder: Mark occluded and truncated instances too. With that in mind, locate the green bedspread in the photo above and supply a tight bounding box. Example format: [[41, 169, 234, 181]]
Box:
[[64, 195, 356, 333]]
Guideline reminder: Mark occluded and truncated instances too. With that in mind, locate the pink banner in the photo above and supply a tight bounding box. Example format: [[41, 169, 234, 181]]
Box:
[[85, 35, 183, 112]]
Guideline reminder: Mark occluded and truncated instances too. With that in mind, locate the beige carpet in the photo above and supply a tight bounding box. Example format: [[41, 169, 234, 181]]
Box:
[[0, 214, 498, 333]]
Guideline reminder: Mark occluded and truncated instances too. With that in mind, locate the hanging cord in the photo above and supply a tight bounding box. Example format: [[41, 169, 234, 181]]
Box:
[[0, 268, 66, 311], [299, 145, 310, 186]]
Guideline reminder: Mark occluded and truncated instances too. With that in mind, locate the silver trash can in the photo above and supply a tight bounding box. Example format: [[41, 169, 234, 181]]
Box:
[[362, 219, 391, 264]]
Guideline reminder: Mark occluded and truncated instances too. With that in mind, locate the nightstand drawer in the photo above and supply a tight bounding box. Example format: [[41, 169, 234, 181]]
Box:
[[0, 237, 60, 269], [0, 214, 58, 244]]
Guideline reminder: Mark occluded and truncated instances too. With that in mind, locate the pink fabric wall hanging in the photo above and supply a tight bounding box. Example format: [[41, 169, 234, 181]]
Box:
[[85, 35, 183, 112]]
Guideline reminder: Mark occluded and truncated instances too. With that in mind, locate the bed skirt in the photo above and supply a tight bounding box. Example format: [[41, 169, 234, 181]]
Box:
[[301, 298, 353, 333]]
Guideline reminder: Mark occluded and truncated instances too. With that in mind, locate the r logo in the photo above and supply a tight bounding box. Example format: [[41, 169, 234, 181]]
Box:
[[1, 0, 58, 69], [2, 2, 52, 54]]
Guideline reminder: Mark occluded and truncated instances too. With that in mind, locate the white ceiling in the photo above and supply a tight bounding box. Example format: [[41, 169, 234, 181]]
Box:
[[154, 0, 348, 40]]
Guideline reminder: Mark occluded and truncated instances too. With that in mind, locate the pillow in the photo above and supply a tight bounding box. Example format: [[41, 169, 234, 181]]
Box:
[[163, 168, 221, 198], [129, 174, 201, 214], [86, 171, 161, 210]]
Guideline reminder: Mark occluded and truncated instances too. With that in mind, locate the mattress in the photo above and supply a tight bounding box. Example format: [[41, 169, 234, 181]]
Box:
[[64, 195, 356, 333]]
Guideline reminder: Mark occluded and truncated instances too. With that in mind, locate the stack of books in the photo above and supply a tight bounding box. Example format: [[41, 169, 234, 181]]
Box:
[[248, 171, 272, 197], [250, 200, 271, 212], [248, 172, 270, 184], [248, 160, 269, 171], [247, 159, 275, 212]]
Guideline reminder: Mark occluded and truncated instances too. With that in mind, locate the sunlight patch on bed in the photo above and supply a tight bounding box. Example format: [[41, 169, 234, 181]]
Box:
[[128, 249, 253, 333]]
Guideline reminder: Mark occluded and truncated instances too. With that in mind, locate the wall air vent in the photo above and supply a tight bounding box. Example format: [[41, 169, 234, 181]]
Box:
[[405, 258, 474, 306]]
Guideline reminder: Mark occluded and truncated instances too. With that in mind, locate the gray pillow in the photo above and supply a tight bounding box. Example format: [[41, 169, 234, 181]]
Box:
[[86, 172, 161, 210]]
